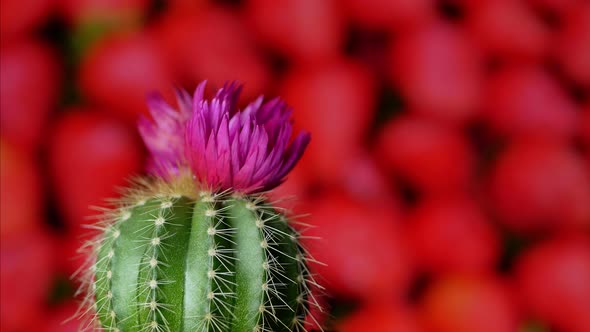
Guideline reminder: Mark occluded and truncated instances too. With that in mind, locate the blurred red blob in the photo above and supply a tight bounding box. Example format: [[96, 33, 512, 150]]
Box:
[[79, 32, 173, 121], [302, 192, 411, 301], [153, 7, 270, 101], [582, 104, 590, 147], [515, 235, 590, 332], [0, 39, 60, 151], [375, 115, 475, 193], [58, 230, 90, 279], [338, 303, 423, 332], [489, 140, 590, 232], [48, 109, 143, 230], [0, 140, 43, 239], [483, 65, 578, 139], [0, 231, 55, 332], [273, 151, 394, 207], [59, 0, 149, 27], [0, 0, 53, 42], [281, 59, 376, 182], [467, 0, 549, 60], [527, 0, 581, 16], [554, 2, 590, 88], [337, 152, 396, 201], [246, 0, 344, 63], [405, 196, 500, 275], [41, 301, 81, 332], [341, 0, 434, 31], [389, 21, 483, 124], [166, 0, 207, 11], [420, 276, 519, 332]]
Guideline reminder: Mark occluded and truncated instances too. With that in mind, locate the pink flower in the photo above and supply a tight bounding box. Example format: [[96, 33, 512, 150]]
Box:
[[139, 81, 310, 193]]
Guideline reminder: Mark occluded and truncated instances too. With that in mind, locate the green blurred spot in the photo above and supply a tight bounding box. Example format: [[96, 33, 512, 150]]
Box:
[[520, 321, 550, 332], [70, 21, 115, 59], [47, 275, 75, 305]]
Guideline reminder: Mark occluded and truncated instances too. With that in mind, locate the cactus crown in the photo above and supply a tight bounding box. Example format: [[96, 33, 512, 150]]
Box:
[[76, 171, 322, 332]]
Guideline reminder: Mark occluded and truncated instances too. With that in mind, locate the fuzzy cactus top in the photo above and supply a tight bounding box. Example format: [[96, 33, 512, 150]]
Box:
[[138, 81, 310, 194]]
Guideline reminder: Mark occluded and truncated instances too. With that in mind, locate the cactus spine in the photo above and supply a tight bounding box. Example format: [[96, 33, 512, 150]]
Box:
[[81, 174, 320, 332]]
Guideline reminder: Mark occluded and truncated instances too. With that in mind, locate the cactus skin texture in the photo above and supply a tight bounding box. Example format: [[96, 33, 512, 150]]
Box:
[[81, 174, 321, 332]]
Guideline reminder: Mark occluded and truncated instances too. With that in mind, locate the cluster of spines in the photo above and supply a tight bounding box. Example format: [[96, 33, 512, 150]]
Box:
[[93, 218, 120, 332], [136, 196, 179, 332], [75, 176, 324, 332], [236, 196, 325, 332], [187, 192, 237, 332], [93, 196, 190, 332]]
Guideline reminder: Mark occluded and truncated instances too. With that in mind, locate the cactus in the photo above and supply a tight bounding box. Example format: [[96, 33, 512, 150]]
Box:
[[77, 82, 321, 331], [81, 175, 318, 332]]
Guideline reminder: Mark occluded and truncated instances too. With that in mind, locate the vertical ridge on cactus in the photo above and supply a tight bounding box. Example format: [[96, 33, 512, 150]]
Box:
[[77, 81, 320, 331]]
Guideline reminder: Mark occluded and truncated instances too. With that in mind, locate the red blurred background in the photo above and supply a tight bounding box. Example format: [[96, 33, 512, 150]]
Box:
[[1, 0, 589, 331]]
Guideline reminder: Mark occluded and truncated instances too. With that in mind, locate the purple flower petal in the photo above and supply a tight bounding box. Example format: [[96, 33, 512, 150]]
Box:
[[140, 80, 310, 193]]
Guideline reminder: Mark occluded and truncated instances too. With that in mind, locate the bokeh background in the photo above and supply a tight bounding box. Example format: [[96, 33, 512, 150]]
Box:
[[1, 0, 590, 331]]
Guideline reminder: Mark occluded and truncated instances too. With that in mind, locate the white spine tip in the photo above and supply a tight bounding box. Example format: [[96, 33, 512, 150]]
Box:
[[121, 211, 132, 221], [201, 195, 214, 203], [154, 217, 165, 226], [148, 279, 158, 289]]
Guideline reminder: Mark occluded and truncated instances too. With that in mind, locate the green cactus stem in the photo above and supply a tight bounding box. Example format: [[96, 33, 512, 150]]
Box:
[[79, 174, 322, 332]]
